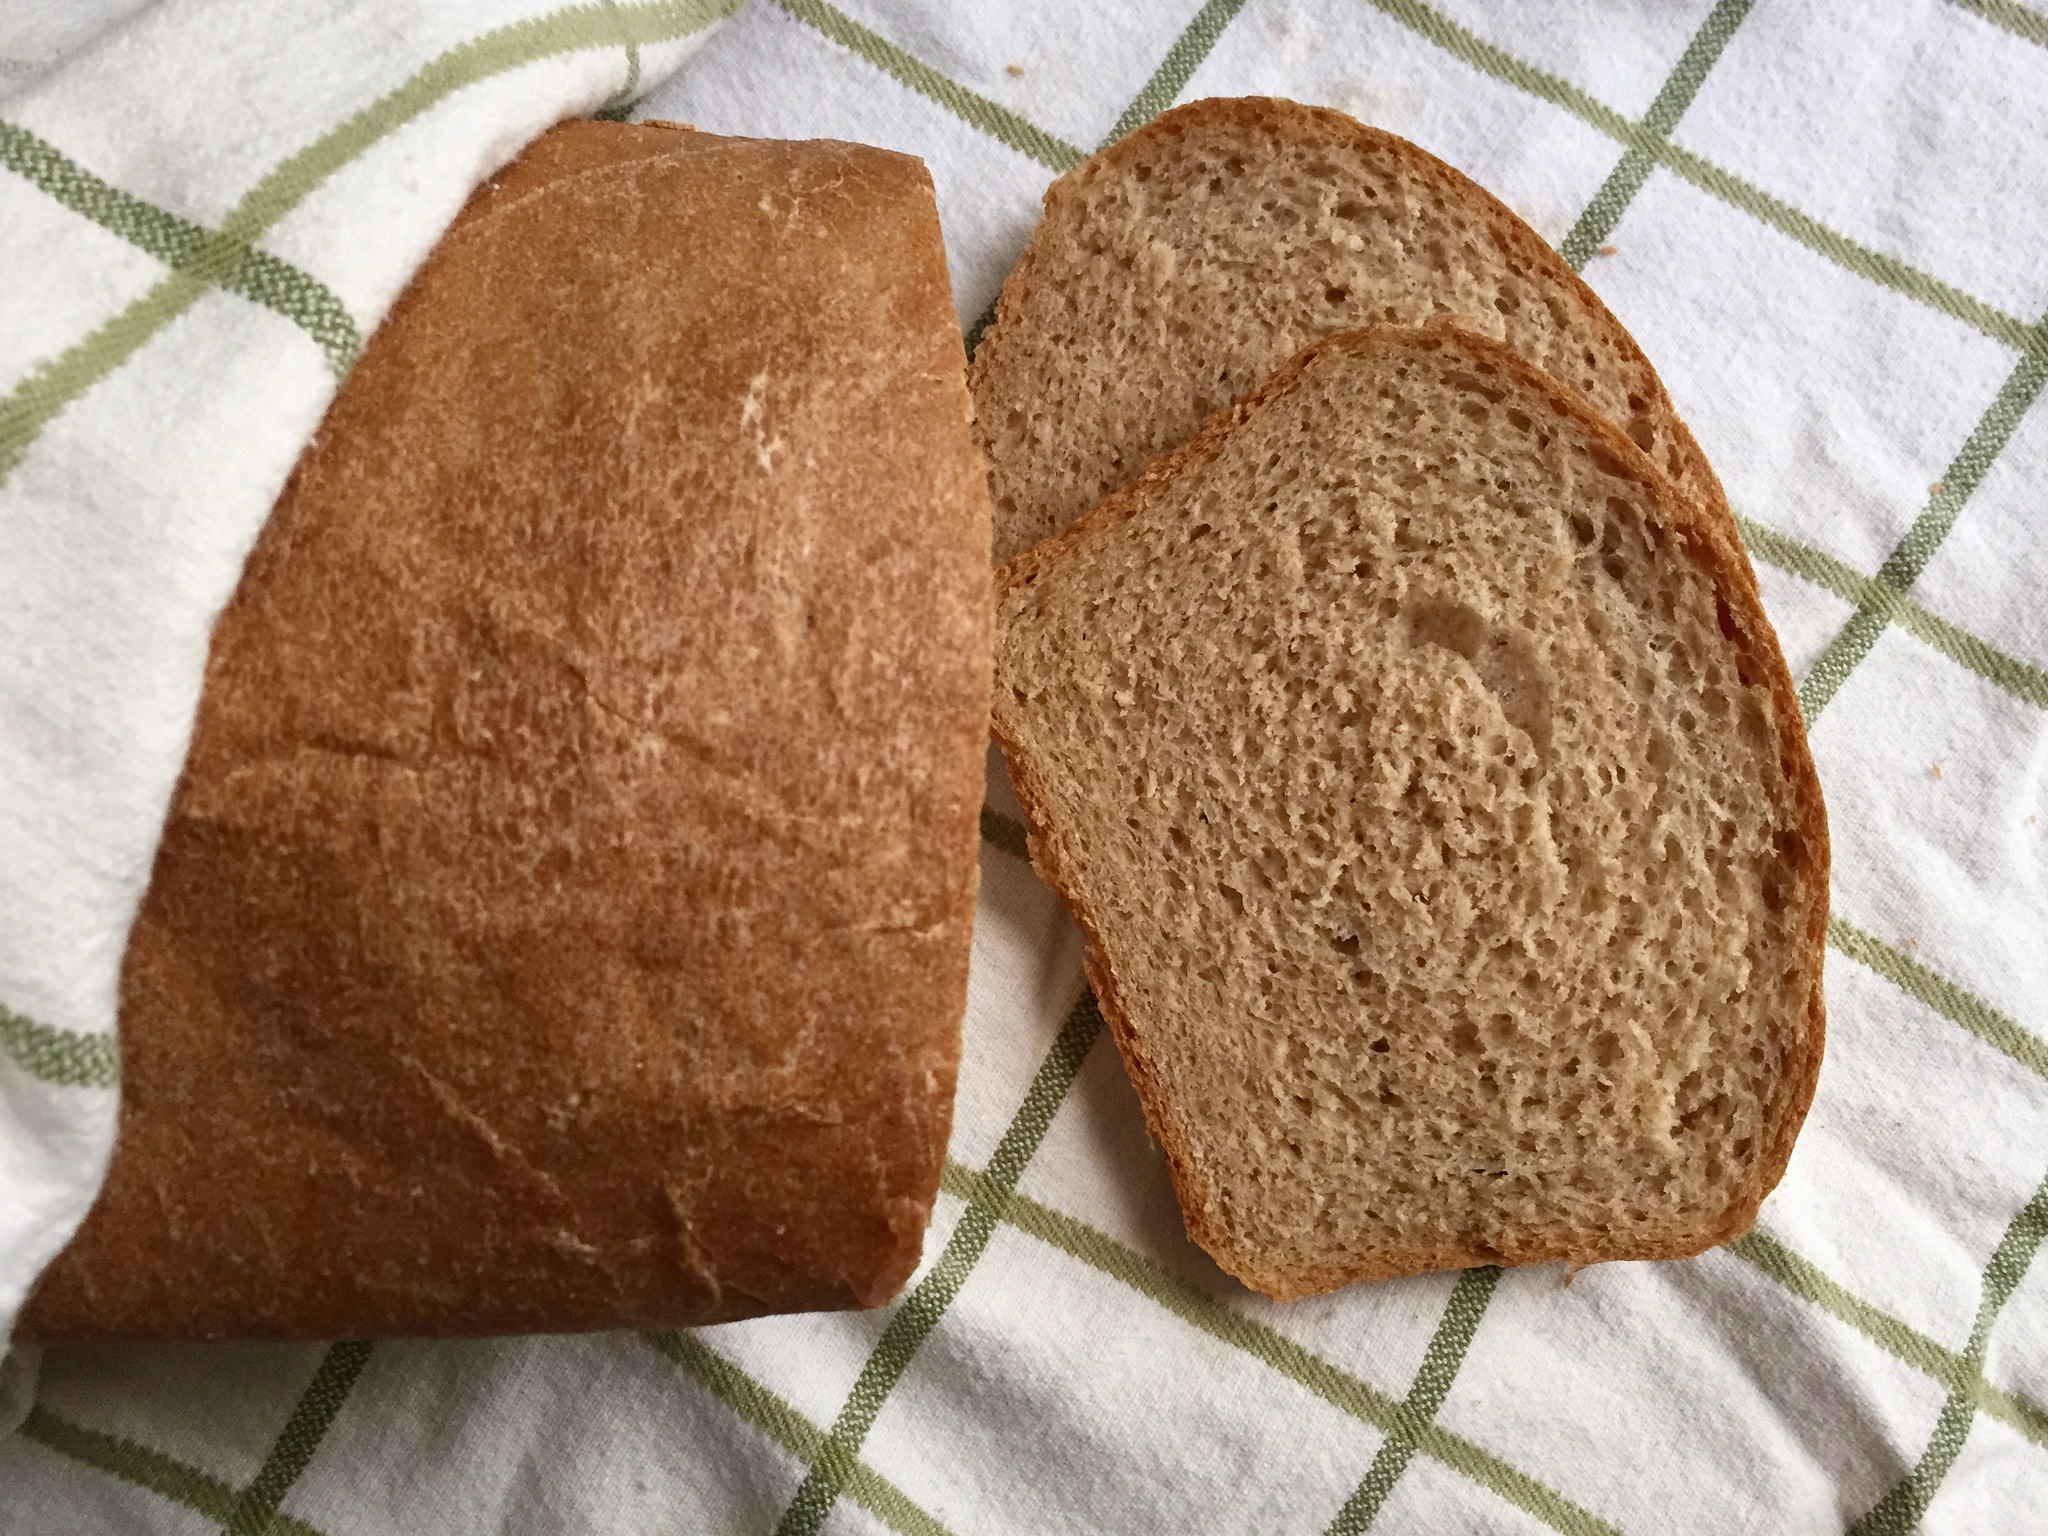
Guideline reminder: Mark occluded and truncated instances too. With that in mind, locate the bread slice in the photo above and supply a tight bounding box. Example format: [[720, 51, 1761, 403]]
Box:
[[970, 96, 1730, 564], [992, 325, 1825, 1297]]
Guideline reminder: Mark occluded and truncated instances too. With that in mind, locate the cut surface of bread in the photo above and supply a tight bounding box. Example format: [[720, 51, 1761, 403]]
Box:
[[992, 326, 1825, 1298], [971, 96, 1728, 563]]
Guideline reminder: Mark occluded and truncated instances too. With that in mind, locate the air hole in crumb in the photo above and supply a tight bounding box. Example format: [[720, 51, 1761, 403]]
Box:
[[1715, 595, 1740, 641]]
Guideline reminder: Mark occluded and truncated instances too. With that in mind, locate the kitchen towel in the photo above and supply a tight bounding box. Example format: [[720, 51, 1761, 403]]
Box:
[[3, 1, 2046, 1532]]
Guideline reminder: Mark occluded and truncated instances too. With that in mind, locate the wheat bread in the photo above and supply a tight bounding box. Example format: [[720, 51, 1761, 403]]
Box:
[[991, 325, 1825, 1298], [971, 96, 1731, 564], [22, 120, 992, 1339]]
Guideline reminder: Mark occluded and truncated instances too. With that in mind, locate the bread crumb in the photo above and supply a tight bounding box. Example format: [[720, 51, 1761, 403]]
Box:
[[1596, 243, 1618, 257], [1929, 480, 1945, 496], [1142, 239, 1178, 287], [987, 321, 1824, 1293], [1905, 936, 1919, 951], [2028, 814, 2038, 826], [1006, 62, 1025, 77], [1930, 760, 1944, 780]]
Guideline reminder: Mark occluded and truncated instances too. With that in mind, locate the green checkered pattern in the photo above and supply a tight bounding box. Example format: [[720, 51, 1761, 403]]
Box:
[[5, 0, 2048, 1530]]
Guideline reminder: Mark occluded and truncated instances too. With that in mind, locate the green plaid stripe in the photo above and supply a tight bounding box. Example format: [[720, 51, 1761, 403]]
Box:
[[1325, 1266, 1502, 1534], [774, 0, 1084, 171], [1850, 1170, 2048, 1531], [773, 993, 1103, 1536], [0, 0, 741, 487], [22, 1331, 947, 1535], [1736, 516, 2048, 713], [1556, 0, 1751, 269], [1102, 0, 1251, 145], [18, 1407, 330, 1536], [1729, 1229, 2048, 1449], [934, 1150, 2048, 1524], [1829, 916, 2048, 1084], [26, 1330, 957, 1536], [1799, 327, 2048, 720], [591, 1, 644, 118], [222, 1343, 373, 1535], [1365, 0, 2044, 357], [0, 1001, 118, 1089], [1946, 0, 2048, 48], [939, 1161, 1620, 1536], [645, 1331, 956, 1536], [0, 121, 362, 372]]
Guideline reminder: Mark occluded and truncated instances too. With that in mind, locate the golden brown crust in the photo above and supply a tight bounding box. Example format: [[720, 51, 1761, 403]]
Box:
[[993, 324, 1825, 1297], [972, 96, 1744, 576], [22, 120, 992, 1340]]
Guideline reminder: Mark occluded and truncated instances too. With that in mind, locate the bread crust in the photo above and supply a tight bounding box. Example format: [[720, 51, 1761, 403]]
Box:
[[22, 121, 992, 1339], [993, 324, 1825, 1298], [972, 96, 1742, 577]]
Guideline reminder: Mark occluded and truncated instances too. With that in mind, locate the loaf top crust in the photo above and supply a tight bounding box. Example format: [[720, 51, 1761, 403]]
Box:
[[24, 120, 992, 1340]]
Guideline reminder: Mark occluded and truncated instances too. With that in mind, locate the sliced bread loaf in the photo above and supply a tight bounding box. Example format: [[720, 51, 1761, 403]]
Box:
[[970, 96, 1729, 563], [991, 325, 1825, 1297]]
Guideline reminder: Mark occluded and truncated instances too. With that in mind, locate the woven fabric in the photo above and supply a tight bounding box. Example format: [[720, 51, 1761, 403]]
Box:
[[4, 2, 2047, 1532]]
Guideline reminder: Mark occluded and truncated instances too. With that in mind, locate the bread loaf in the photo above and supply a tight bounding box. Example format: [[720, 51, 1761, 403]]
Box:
[[969, 97, 1730, 563], [991, 325, 1825, 1298], [22, 120, 992, 1339]]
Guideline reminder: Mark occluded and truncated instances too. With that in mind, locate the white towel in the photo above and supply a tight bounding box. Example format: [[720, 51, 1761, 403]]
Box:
[[4, 2, 2047, 1531]]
